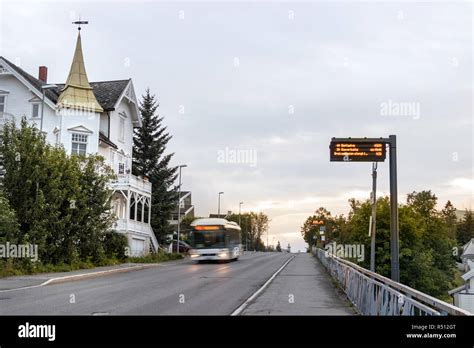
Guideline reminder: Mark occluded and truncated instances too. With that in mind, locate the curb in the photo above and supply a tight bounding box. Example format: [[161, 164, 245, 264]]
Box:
[[0, 263, 161, 293]]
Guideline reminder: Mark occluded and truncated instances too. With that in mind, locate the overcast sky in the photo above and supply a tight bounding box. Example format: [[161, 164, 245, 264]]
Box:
[[1, 0, 472, 252]]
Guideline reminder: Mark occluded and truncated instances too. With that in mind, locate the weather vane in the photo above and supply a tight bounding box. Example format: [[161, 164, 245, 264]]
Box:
[[72, 16, 88, 31]]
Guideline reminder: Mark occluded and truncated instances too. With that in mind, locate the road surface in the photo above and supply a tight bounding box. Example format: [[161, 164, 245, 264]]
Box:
[[0, 252, 354, 315]]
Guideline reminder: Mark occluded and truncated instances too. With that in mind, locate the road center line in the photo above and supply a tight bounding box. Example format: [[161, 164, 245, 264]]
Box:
[[230, 255, 295, 316]]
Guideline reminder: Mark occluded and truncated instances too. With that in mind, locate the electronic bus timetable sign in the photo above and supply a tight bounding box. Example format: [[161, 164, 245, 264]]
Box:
[[330, 139, 386, 162]]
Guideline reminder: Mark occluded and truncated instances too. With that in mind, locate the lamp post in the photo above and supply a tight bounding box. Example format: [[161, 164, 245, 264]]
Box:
[[239, 202, 244, 251], [218, 192, 224, 217], [176, 164, 187, 254], [40, 84, 58, 132]]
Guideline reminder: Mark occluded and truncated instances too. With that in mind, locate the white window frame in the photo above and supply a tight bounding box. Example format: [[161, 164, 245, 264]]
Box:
[[71, 133, 88, 155], [31, 103, 41, 118], [0, 95, 7, 114]]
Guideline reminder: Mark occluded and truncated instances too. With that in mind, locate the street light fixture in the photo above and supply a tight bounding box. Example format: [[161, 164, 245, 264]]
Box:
[[239, 202, 244, 251], [176, 164, 187, 254], [218, 192, 224, 217], [40, 84, 58, 132]]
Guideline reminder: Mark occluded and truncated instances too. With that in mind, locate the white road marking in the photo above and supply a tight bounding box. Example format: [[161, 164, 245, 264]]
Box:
[[230, 255, 295, 316]]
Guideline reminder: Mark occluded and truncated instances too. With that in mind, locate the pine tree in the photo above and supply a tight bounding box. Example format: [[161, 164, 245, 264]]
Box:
[[441, 200, 457, 239], [133, 89, 178, 244], [457, 210, 473, 245]]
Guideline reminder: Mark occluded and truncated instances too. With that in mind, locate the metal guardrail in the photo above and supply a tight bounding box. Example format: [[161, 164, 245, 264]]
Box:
[[313, 247, 472, 316]]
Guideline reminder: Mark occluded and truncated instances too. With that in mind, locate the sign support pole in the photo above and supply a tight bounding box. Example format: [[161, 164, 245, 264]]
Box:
[[370, 162, 377, 272], [389, 135, 400, 282]]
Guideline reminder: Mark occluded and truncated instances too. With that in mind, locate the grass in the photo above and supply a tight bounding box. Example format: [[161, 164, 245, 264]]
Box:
[[126, 252, 184, 264], [0, 252, 184, 278]]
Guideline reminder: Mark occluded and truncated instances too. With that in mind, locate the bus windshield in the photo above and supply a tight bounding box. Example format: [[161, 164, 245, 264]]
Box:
[[192, 230, 226, 249]]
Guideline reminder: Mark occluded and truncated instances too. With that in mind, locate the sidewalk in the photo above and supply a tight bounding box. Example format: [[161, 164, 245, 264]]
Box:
[[241, 253, 356, 315], [0, 263, 162, 291]]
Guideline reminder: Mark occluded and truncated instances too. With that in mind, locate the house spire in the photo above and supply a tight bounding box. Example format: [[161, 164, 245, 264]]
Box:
[[57, 28, 103, 113]]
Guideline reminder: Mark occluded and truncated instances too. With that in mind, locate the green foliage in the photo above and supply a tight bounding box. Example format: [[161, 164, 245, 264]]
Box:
[[457, 210, 473, 245], [227, 211, 269, 250], [127, 252, 184, 263], [301, 190, 462, 300], [132, 89, 178, 244], [103, 232, 128, 261], [0, 119, 117, 267]]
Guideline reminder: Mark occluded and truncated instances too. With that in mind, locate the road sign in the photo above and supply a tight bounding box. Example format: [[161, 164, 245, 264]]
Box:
[[329, 135, 399, 282], [312, 220, 324, 225], [330, 139, 386, 162]]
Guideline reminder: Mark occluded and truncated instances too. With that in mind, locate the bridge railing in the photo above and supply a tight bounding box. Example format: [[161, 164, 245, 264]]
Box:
[[313, 247, 472, 316]]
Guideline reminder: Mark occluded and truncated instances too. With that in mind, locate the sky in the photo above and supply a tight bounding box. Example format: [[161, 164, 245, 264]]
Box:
[[0, 0, 472, 252]]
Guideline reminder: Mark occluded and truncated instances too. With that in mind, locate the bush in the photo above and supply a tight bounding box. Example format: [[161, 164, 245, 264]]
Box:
[[103, 232, 128, 261], [127, 252, 183, 263]]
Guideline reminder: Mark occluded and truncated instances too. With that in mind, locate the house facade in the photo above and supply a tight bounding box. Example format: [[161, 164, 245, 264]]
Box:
[[0, 30, 157, 256]]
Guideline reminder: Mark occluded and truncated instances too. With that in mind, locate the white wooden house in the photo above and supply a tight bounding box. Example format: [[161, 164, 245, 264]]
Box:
[[0, 31, 157, 256]]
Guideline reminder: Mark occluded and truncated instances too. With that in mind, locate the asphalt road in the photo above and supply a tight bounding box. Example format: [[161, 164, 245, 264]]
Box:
[[0, 252, 295, 315]]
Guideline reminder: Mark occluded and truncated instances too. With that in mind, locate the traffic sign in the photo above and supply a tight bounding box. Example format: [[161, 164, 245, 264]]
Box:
[[330, 139, 386, 162]]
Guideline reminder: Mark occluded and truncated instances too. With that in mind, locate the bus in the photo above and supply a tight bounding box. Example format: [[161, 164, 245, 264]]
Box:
[[189, 218, 242, 262]]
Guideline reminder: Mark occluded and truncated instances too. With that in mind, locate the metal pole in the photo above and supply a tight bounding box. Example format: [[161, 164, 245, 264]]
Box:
[[40, 89, 45, 132], [177, 166, 182, 254], [218, 192, 224, 217], [389, 135, 400, 281], [370, 162, 377, 272]]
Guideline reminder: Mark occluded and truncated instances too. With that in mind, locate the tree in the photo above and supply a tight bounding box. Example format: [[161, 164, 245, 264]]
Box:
[[457, 210, 473, 245], [441, 200, 458, 239], [0, 190, 19, 244], [227, 212, 269, 250], [301, 191, 461, 300], [133, 89, 178, 244], [1, 119, 117, 265]]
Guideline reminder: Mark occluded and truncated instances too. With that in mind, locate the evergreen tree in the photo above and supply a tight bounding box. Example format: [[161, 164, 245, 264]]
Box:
[[133, 89, 178, 244], [441, 200, 458, 239], [457, 210, 473, 245]]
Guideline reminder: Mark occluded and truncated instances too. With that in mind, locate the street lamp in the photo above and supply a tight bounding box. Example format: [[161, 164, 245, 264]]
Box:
[[218, 192, 224, 217], [239, 201, 244, 251], [40, 84, 58, 132], [176, 164, 187, 254]]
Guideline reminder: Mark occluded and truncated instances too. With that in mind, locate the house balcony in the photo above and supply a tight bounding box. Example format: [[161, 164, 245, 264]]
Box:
[[115, 218, 152, 235], [114, 218, 159, 252], [110, 173, 152, 196]]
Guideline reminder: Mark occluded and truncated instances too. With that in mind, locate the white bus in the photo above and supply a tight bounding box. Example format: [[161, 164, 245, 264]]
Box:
[[189, 218, 242, 262]]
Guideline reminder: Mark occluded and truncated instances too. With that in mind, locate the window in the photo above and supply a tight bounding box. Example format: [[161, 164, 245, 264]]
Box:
[[118, 162, 125, 174], [32, 103, 40, 118], [0, 96, 6, 113], [71, 133, 88, 155], [119, 117, 125, 142]]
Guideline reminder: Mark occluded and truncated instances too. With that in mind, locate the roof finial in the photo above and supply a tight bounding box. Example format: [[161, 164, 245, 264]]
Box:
[[72, 15, 88, 31]]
